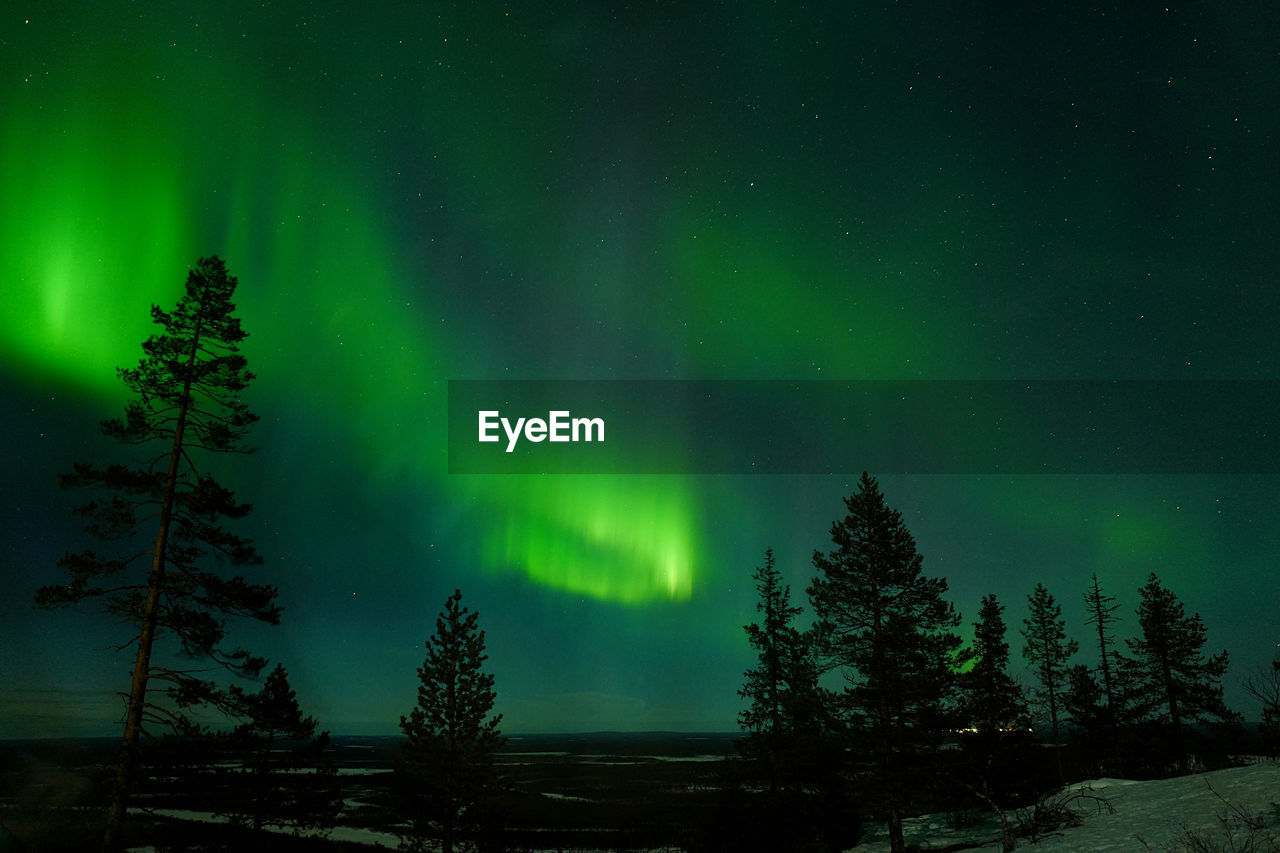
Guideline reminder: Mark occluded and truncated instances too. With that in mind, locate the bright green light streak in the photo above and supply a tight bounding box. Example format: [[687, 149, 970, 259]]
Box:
[[216, 142, 704, 604], [0, 102, 188, 392], [0, 21, 701, 604], [479, 476, 698, 602]]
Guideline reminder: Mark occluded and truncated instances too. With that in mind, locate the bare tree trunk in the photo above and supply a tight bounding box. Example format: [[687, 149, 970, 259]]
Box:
[[971, 778, 1017, 852], [100, 320, 201, 853], [887, 801, 905, 853], [1043, 636, 1064, 783], [1164, 661, 1186, 771], [100, 567, 165, 852]]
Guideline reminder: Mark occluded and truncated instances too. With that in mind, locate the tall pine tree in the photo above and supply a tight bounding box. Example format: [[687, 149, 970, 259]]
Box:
[[808, 473, 963, 853], [396, 590, 506, 853], [1124, 573, 1236, 770], [1021, 584, 1077, 781], [34, 256, 279, 852]]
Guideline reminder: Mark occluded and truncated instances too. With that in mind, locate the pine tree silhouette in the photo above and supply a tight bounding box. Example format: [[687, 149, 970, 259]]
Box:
[[396, 590, 506, 853], [808, 473, 962, 853], [1021, 583, 1077, 781], [1124, 573, 1236, 770], [35, 256, 277, 852]]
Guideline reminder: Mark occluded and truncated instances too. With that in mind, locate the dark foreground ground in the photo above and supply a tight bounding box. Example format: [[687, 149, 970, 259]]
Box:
[[0, 732, 740, 851]]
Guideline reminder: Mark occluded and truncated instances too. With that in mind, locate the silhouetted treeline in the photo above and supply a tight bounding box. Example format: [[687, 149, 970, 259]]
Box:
[[32, 298, 1272, 853], [717, 472, 1259, 853]]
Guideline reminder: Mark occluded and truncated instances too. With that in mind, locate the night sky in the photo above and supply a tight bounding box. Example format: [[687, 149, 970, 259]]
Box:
[[2, 2, 1277, 737]]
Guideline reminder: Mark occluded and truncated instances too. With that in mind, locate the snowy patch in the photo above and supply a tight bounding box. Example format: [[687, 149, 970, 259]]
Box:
[[851, 763, 1280, 852], [128, 807, 401, 848]]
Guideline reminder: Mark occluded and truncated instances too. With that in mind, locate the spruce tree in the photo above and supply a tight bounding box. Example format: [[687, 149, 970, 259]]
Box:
[[33, 256, 279, 852], [1021, 584, 1077, 780], [396, 590, 506, 853], [223, 664, 340, 834], [739, 548, 808, 749], [808, 473, 963, 853], [960, 594, 1033, 853], [1124, 573, 1236, 770], [964, 594, 1027, 735], [737, 549, 851, 851]]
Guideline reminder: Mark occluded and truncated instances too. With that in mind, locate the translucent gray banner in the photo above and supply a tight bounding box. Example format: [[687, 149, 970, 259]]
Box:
[[447, 380, 1278, 474]]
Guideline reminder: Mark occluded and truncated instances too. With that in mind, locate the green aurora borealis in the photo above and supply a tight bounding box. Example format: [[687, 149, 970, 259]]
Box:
[[2, 2, 1278, 735]]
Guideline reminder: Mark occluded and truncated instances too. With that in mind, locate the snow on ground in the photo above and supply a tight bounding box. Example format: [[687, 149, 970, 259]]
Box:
[[852, 762, 1280, 852], [123, 762, 1279, 852], [125, 808, 402, 849]]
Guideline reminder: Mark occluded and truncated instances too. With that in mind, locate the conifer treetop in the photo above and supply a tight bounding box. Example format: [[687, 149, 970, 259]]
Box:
[[401, 589, 503, 750], [107, 255, 258, 452]]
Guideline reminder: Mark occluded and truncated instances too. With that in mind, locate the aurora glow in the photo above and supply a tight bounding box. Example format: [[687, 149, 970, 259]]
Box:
[[3, 1, 1277, 735], [1, 5, 706, 610]]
